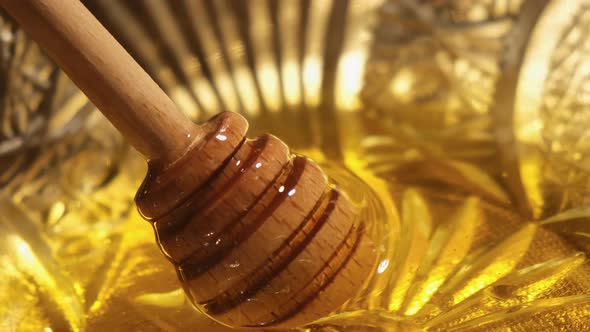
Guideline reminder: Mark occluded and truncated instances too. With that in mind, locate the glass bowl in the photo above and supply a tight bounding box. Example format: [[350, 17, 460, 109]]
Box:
[[1, 0, 590, 331]]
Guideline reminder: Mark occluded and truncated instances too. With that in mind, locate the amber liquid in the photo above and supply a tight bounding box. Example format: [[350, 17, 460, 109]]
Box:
[[3, 0, 590, 327], [2, 105, 590, 331]]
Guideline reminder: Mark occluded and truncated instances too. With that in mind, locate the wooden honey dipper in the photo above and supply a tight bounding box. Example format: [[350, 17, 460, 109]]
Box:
[[1, 0, 376, 328]]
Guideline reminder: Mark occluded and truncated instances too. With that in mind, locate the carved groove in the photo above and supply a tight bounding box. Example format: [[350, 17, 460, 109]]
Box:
[[179, 156, 306, 278], [157, 135, 265, 236], [261, 223, 364, 326], [137, 112, 249, 220], [201, 189, 340, 314]]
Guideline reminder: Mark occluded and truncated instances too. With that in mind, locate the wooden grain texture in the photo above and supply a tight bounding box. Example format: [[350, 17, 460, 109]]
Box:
[[0, 0, 377, 328]]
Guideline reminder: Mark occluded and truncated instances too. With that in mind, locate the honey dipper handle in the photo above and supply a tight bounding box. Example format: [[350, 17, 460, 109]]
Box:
[[0, 0, 200, 161]]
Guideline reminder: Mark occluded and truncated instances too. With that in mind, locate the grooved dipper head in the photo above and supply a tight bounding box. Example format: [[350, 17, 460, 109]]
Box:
[[136, 112, 376, 328]]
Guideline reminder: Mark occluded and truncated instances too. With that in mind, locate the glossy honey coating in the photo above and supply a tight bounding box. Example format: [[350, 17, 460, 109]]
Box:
[[135, 112, 376, 328]]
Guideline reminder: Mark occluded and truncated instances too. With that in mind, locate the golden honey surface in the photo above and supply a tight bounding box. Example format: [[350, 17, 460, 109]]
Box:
[[2, 0, 590, 331]]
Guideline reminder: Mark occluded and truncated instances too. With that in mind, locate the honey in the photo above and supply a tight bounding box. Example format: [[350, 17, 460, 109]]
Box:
[[4, 104, 590, 331]]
